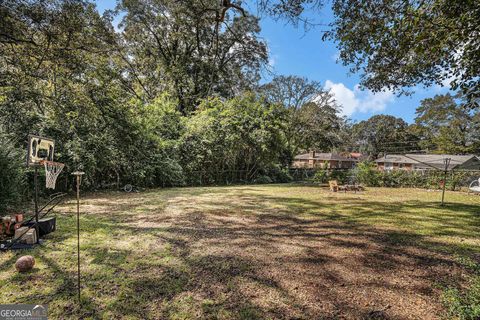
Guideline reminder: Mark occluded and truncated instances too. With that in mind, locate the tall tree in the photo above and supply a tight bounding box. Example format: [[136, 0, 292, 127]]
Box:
[[260, 75, 347, 155], [118, 0, 268, 114], [249, 0, 479, 107], [0, 0, 159, 186], [260, 75, 325, 109], [294, 100, 347, 152], [180, 93, 289, 182], [0, 125, 25, 211], [352, 115, 420, 157], [413, 93, 480, 154], [0, 0, 120, 134], [324, 0, 480, 107], [255, 0, 326, 27]]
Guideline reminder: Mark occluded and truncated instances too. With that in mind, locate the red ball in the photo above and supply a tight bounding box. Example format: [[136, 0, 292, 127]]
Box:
[[15, 255, 35, 273]]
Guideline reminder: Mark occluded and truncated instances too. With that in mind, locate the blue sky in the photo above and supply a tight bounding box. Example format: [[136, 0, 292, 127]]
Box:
[[95, 1, 450, 123]]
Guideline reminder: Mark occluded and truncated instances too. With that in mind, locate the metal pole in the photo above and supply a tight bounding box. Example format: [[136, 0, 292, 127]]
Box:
[[72, 171, 84, 305], [441, 158, 451, 206], [34, 166, 40, 244], [76, 176, 80, 304]]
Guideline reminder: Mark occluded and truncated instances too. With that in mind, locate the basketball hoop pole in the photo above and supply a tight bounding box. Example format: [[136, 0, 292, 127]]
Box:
[[34, 165, 40, 244]]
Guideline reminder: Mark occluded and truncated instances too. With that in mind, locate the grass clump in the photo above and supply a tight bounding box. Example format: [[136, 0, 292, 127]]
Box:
[[443, 277, 480, 320], [442, 256, 480, 320]]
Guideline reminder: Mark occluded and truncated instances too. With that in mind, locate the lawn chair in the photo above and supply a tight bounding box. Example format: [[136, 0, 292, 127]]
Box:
[[329, 180, 346, 192], [469, 178, 480, 194]]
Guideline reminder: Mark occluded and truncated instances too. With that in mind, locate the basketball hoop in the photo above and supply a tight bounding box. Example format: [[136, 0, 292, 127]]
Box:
[[41, 160, 65, 189]]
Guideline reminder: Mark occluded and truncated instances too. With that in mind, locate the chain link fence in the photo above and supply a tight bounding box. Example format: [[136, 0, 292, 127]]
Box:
[[48, 167, 480, 192]]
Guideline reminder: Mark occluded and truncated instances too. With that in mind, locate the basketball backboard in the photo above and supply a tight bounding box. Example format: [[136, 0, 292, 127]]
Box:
[[27, 135, 55, 166]]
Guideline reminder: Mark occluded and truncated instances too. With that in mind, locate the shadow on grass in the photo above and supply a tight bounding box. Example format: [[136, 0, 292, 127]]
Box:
[[3, 185, 479, 319]]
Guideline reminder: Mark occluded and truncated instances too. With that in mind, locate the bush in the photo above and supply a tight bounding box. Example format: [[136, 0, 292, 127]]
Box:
[[0, 131, 25, 212], [449, 171, 477, 191], [353, 161, 380, 186], [380, 170, 404, 187], [120, 95, 186, 188], [267, 166, 293, 183], [180, 94, 290, 186], [255, 175, 273, 184], [351, 165, 478, 190], [329, 169, 349, 184], [311, 168, 350, 185], [312, 168, 329, 184]]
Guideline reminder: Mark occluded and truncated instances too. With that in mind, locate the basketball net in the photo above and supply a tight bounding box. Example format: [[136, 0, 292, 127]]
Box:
[[42, 161, 65, 189]]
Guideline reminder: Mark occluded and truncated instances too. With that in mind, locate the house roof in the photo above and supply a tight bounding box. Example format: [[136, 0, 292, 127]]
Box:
[[375, 154, 480, 170], [294, 152, 359, 161], [406, 154, 480, 170], [374, 154, 414, 164]]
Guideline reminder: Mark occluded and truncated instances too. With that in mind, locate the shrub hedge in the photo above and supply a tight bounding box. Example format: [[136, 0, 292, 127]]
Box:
[[0, 130, 26, 212], [353, 161, 479, 190]]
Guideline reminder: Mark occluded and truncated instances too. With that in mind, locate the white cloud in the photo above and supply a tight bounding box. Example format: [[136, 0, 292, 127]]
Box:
[[324, 80, 394, 116], [268, 56, 276, 67], [324, 81, 359, 116], [331, 51, 340, 62], [433, 75, 456, 92]]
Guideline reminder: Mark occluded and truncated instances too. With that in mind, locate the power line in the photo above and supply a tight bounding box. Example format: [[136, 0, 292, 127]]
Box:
[[351, 140, 428, 146]]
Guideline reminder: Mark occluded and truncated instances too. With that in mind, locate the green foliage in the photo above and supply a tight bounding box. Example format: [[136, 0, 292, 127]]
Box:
[[254, 175, 273, 184], [180, 93, 290, 184], [351, 115, 419, 157], [414, 93, 480, 154], [0, 0, 477, 195], [118, 0, 268, 114], [353, 161, 380, 187], [266, 166, 293, 183], [0, 129, 25, 212], [379, 171, 407, 188], [260, 75, 325, 109], [353, 167, 478, 190], [443, 286, 480, 319], [0, 0, 272, 190], [443, 276, 480, 320], [260, 76, 348, 156], [1, 0, 130, 188], [442, 253, 480, 319], [125, 95, 186, 187], [312, 166, 329, 184], [327, 0, 480, 108], [312, 166, 349, 185], [294, 101, 346, 152], [328, 169, 348, 184]]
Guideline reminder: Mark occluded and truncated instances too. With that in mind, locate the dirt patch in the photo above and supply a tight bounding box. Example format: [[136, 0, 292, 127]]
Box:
[[3, 185, 474, 319], [98, 186, 462, 319]]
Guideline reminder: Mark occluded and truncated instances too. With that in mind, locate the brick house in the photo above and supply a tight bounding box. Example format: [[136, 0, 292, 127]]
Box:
[[292, 151, 360, 169], [375, 154, 480, 171]]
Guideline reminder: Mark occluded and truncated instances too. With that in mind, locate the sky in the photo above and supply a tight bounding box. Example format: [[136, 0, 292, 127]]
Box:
[[95, 1, 451, 124]]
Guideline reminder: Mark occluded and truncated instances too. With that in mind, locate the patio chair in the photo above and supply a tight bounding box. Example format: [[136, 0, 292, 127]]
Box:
[[329, 180, 346, 192]]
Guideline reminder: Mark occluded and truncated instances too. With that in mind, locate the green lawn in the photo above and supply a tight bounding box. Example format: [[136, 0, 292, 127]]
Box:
[[1, 185, 479, 319]]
